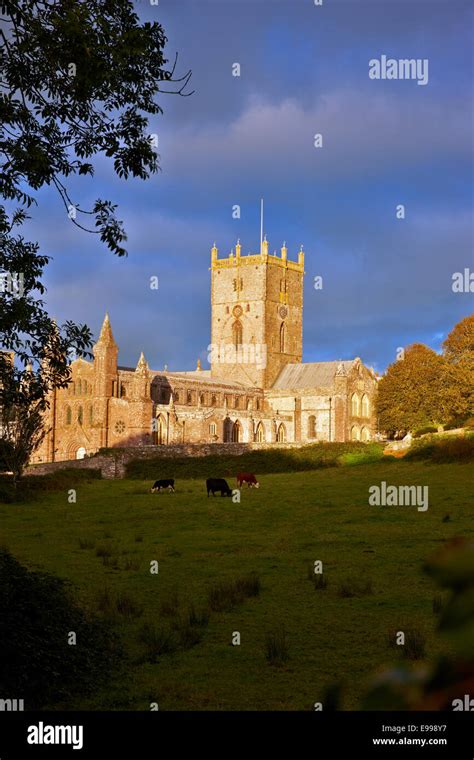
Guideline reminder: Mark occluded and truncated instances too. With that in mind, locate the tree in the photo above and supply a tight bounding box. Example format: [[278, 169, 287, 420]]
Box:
[[442, 315, 474, 424], [443, 314, 474, 368], [377, 344, 447, 435], [0, 0, 192, 255], [0, 209, 93, 482], [1, 1, 191, 474]]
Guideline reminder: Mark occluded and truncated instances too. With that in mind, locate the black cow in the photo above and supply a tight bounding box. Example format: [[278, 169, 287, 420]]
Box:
[[206, 478, 232, 497], [151, 479, 175, 493]]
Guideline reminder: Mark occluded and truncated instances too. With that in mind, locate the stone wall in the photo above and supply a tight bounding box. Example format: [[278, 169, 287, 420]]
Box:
[[25, 455, 120, 479], [26, 441, 308, 480]]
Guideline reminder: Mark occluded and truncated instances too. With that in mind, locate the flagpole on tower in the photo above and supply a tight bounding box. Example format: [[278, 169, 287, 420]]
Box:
[[260, 197, 264, 253]]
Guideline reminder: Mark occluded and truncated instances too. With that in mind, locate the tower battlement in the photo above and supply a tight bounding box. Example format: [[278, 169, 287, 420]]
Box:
[[211, 240, 305, 272]]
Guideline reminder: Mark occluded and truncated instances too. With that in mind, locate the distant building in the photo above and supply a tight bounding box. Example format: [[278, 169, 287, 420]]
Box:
[[34, 238, 377, 462]]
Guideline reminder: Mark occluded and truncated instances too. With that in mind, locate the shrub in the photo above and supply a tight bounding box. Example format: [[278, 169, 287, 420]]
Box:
[[0, 469, 101, 503], [0, 549, 118, 708], [443, 419, 466, 431], [405, 436, 474, 463], [264, 626, 290, 666], [125, 442, 385, 480], [413, 426, 438, 438], [338, 445, 385, 466]]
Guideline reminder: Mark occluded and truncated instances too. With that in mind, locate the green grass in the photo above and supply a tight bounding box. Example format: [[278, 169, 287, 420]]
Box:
[[0, 458, 472, 710]]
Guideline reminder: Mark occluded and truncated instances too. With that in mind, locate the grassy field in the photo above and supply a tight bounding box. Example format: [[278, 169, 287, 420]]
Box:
[[1, 457, 473, 710]]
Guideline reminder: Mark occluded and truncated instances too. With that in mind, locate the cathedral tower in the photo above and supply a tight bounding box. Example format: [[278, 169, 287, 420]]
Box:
[[210, 236, 304, 388]]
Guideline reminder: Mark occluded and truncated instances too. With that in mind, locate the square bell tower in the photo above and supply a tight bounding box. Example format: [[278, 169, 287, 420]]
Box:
[[210, 236, 305, 389]]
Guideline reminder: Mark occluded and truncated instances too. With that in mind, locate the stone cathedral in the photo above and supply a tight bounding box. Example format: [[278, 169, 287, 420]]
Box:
[[34, 237, 378, 463]]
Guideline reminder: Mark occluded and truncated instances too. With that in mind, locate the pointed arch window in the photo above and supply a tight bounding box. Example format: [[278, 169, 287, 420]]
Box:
[[351, 425, 360, 441], [66, 406, 72, 425], [232, 320, 243, 348], [351, 394, 360, 416], [361, 394, 369, 417], [232, 420, 241, 442], [77, 406, 83, 425]]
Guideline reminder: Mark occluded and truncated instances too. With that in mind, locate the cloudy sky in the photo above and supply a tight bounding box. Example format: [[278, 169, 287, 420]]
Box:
[[23, 0, 473, 374]]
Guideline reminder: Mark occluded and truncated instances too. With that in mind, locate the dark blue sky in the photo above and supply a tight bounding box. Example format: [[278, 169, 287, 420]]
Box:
[[22, 0, 474, 373]]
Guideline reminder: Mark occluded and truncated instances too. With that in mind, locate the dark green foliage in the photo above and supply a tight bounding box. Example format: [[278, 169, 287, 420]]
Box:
[[125, 442, 384, 480], [0, 468, 101, 503], [405, 435, 474, 463], [0, 0, 191, 255], [0, 548, 118, 708], [413, 425, 438, 438], [1, 1, 191, 479]]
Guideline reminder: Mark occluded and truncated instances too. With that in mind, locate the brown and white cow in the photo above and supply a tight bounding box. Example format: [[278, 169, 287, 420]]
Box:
[[236, 472, 260, 488]]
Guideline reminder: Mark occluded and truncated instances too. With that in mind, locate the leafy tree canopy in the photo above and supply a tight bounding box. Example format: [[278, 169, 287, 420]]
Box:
[[0, 1, 191, 476], [1, 0, 192, 254]]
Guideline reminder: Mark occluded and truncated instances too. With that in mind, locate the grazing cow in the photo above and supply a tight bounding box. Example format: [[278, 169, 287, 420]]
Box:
[[206, 478, 232, 497], [151, 478, 175, 493], [237, 472, 260, 488]]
